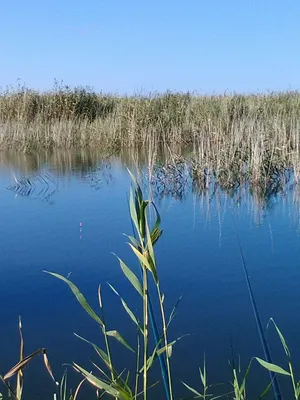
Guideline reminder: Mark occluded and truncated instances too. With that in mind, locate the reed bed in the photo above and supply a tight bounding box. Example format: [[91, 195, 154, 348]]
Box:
[[1, 85, 300, 190], [2, 85, 300, 222], [0, 86, 299, 150]]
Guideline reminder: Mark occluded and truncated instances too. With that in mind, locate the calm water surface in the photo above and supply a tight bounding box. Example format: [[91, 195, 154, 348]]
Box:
[[1, 150, 300, 399]]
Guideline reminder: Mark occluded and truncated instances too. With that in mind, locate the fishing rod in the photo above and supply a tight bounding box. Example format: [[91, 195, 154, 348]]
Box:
[[232, 215, 282, 400]]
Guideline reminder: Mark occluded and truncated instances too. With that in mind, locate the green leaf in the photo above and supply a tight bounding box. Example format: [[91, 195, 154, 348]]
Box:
[[145, 217, 157, 283], [106, 330, 135, 353], [120, 299, 141, 329], [150, 203, 162, 245], [139, 200, 149, 239], [167, 344, 173, 358], [156, 335, 188, 356], [127, 168, 138, 187], [144, 212, 153, 260], [60, 369, 68, 400], [268, 318, 291, 358], [123, 234, 139, 248], [167, 295, 183, 328], [113, 255, 142, 296], [150, 226, 163, 246], [73, 363, 119, 397], [258, 381, 272, 399], [140, 335, 187, 373], [255, 357, 290, 376], [232, 369, 241, 398], [133, 178, 143, 209], [139, 339, 163, 373], [239, 360, 252, 394], [45, 271, 103, 327], [181, 381, 202, 396], [74, 333, 110, 367], [129, 187, 141, 242], [199, 355, 206, 388], [128, 243, 157, 279], [296, 382, 300, 397], [107, 283, 143, 332]]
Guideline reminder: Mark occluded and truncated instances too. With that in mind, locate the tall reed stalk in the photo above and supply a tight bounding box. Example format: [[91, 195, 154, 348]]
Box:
[[45, 172, 175, 399]]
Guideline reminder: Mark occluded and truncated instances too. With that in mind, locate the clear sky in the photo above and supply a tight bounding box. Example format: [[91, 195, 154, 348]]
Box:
[[1, 0, 299, 94]]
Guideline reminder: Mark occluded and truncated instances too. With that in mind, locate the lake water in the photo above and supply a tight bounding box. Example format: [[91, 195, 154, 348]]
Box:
[[1, 150, 300, 399]]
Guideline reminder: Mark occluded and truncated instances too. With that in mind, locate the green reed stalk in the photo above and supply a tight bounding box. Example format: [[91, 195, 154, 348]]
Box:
[[127, 170, 174, 399], [142, 267, 149, 400], [156, 284, 174, 400], [134, 335, 141, 400], [127, 188, 172, 400], [289, 362, 298, 399], [98, 285, 117, 399]]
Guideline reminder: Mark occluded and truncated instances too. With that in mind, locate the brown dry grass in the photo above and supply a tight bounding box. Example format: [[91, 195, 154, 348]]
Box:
[[1, 84, 300, 200]]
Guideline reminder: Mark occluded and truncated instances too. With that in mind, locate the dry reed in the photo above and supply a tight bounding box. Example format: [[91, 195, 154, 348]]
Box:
[[2, 84, 300, 206]]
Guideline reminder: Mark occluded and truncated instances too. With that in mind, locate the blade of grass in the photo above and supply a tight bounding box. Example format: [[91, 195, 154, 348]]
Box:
[[107, 283, 143, 332], [59, 370, 67, 400], [16, 317, 24, 400], [255, 358, 290, 376], [44, 271, 104, 327], [73, 364, 119, 397], [106, 330, 135, 353], [113, 255, 143, 297]]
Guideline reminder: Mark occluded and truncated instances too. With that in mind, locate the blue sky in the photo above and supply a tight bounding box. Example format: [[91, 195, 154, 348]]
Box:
[[1, 0, 299, 94]]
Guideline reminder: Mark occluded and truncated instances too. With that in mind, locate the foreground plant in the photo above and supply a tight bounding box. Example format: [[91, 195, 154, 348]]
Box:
[[46, 172, 177, 399], [255, 318, 300, 400], [45, 175, 298, 399], [0, 317, 56, 400], [182, 356, 225, 400]]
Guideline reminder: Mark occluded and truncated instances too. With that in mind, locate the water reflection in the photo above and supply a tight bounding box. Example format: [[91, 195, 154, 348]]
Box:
[[7, 172, 58, 204], [1, 147, 299, 224], [0, 148, 112, 175], [2, 149, 114, 200]]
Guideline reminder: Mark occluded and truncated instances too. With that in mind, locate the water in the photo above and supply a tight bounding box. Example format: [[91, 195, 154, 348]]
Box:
[[0, 150, 300, 399]]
